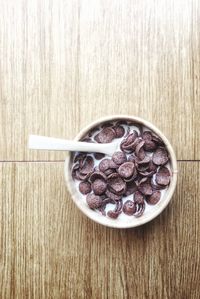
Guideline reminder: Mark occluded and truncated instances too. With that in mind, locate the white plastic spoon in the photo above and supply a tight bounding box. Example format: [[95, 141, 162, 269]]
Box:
[[28, 135, 118, 156]]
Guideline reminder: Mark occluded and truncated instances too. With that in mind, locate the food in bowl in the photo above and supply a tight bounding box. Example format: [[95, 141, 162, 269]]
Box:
[[71, 120, 172, 220]]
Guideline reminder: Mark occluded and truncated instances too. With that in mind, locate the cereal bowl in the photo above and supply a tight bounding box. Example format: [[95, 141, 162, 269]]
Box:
[[64, 115, 178, 228]]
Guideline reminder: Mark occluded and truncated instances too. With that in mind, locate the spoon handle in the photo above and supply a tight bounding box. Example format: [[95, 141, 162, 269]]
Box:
[[28, 135, 112, 155]]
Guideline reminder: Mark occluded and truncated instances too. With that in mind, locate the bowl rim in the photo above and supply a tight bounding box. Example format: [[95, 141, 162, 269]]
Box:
[[64, 115, 178, 229]]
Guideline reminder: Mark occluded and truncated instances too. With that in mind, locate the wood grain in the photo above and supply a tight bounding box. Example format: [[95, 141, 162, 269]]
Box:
[[0, 0, 200, 161], [0, 162, 199, 299], [0, 1, 200, 299], [78, 0, 200, 160], [0, 0, 80, 161]]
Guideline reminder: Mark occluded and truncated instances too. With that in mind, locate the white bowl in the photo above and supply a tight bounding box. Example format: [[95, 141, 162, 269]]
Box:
[[64, 115, 178, 228]]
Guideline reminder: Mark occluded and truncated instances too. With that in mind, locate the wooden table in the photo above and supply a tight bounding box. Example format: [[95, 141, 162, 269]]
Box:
[[0, 1, 200, 298]]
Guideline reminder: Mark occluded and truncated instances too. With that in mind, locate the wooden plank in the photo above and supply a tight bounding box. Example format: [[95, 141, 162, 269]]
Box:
[[0, 0, 200, 161], [0, 0, 80, 161], [79, 0, 200, 160], [0, 161, 199, 299]]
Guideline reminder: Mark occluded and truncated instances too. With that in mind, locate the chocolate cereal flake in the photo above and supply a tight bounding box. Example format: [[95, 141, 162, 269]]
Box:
[[124, 181, 138, 196], [123, 200, 136, 215], [113, 125, 125, 138], [142, 131, 157, 151], [135, 140, 145, 157], [134, 191, 145, 205], [146, 191, 161, 205], [107, 173, 126, 194], [107, 210, 119, 219], [118, 162, 135, 179], [99, 159, 111, 172], [136, 176, 148, 186], [151, 178, 166, 191], [156, 167, 171, 186], [94, 127, 116, 143], [80, 156, 94, 174], [138, 180, 153, 196], [74, 170, 91, 181], [112, 151, 127, 165], [79, 182, 91, 194], [86, 194, 103, 209], [152, 147, 169, 166], [139, 170, 155, 178], [136, 163, 150, 173], [137, 156, 151, 165], [89, 171, 107, 183], [134, 202, 145, 217], [120, 131, 139, 152], [105, 189, 122, 201], [123, 168, 137, 182], [107, 200, 123, 219], [104, 168, 115, 176], [92, 178, 107, 195], [148, 160, 157, 172], [109, 160, 118, 169]]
